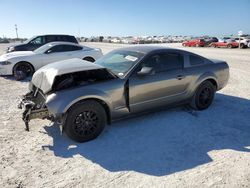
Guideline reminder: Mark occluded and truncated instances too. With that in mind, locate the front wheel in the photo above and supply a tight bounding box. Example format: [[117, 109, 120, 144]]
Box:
[[13, 62, 34, 80], [64, 100, 107, 142], [190, 81, 215, 110]]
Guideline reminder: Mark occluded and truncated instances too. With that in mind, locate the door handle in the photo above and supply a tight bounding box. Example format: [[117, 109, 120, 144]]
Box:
[[176, 75, 184, 80]]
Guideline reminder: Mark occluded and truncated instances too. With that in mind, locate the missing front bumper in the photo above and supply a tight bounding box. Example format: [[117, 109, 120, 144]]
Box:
[[18, 98, 49, 131]]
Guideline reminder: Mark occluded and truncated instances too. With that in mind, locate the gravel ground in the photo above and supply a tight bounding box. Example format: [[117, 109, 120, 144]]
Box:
[[0, 42, 250, 188]]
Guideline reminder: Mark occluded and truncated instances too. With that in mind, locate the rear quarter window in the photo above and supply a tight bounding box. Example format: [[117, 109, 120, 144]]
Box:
[[189, 55, 205, 66], [67, 36, 78, 43]]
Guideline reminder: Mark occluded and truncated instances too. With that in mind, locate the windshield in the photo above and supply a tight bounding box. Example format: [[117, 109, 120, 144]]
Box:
[[95, 50, 144, 77], [24, 36, 37, 43], [34, 43, 54, 54]]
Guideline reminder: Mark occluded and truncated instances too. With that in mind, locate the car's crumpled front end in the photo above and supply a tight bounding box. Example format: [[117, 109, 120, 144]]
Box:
[[18, 83, 51, 131], [18, 58, 117, 131]]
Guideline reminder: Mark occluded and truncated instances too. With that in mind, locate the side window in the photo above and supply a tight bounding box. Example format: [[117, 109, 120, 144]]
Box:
[[160, 53, 184, 71], [46, 45, 66, 53], [60, 36, 67, 41], [47, 45, 82, 53], [70, 45, 82, 51], [62, 45, 82, 51], [140, 54, 162, 72], [67, 36, 77, 43], [138, 52, 183, 73], [54, 36, 62, 41], [189, 55, 204, 66], [30, 36, 45, 45], [46, 36, 56, 42]]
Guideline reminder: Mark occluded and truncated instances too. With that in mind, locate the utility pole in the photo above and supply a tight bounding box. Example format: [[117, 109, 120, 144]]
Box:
[[15, 24, 19, 39], [238, 31, 243, 49]]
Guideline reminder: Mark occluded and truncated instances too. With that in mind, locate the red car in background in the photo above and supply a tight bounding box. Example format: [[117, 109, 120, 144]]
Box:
[[182, 39, 205, 47], [210, 40, 239, 48]]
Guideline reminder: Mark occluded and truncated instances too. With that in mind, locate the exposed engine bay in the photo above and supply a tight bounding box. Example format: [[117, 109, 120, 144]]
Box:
[[52, 69, 116, 92]]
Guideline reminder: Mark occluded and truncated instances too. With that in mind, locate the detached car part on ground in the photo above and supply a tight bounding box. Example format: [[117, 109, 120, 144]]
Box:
[[0, 42, 103, 80], [18, 46, 229, 142]]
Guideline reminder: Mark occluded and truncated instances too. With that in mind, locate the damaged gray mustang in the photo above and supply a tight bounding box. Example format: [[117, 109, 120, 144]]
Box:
[[19, 46, 229, 142]]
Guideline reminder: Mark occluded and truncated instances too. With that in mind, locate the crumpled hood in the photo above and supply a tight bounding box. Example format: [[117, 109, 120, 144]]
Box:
[[31, 58, 104, 93], [0, 51, 34, 61]]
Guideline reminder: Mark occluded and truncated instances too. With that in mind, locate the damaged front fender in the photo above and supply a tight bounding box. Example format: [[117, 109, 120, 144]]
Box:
[[45, 87, 112, 117]]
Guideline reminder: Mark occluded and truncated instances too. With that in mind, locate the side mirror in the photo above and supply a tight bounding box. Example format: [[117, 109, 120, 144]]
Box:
[[45, 50, 52, 54], [137, 67, 154, 76]]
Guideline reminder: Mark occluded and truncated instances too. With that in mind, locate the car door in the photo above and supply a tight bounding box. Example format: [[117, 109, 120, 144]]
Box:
[[129, 51, 189, 113], [42, 44, 74, 66]]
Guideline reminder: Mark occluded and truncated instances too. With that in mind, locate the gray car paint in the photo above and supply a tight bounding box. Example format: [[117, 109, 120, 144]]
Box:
[[43, 47, 229, 122]]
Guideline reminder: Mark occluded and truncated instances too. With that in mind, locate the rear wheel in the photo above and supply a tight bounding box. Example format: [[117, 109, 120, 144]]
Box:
[[64, 100, 107, 142], [227, 44, 232, 49], [240, 43, 245, 49], [190, 81, 215, 110], [13, 62, 34, 80]]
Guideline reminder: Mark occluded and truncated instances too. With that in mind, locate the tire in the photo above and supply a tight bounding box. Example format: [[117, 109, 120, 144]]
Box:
[[240, 43, 244, 49], [211, 44, 216, 48], [227, 44, 232, 49], [83, 57, 95, 63], [182, 43, 186, 47], [190, 81, 215, 110], [64, 100, 107, 142], [13, 62, 34, 80]]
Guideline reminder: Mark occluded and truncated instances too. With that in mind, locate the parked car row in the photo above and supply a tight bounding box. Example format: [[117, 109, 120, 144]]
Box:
[[182, 36, 250, 49], [0, 38, 10, 43], [81, 35, 193, 44]]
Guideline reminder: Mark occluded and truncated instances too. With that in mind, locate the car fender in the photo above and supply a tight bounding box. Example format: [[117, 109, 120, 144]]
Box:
[[45, 87, 112, 116], [192, 71, 218, 94], [9, 56, 40, 71]]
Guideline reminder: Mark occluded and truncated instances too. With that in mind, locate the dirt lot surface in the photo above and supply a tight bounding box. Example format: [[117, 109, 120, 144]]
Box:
[[0, 42, 250, 188]]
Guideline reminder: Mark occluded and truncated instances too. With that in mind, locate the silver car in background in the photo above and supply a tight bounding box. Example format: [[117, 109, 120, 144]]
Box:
[[19, 46, 229, 142]]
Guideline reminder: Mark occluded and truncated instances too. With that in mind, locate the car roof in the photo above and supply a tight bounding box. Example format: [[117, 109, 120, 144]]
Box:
[[116, 45, 172, 54], [45, 41, 81, 46], [116, 45, 193, 55]]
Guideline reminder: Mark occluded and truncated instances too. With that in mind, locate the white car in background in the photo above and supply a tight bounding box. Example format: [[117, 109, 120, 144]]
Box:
[[234, 36, 250, 48], [0, 42, 103, 79]]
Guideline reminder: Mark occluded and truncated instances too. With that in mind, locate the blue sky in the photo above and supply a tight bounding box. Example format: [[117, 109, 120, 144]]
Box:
[[0, 0, 249, 38]]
